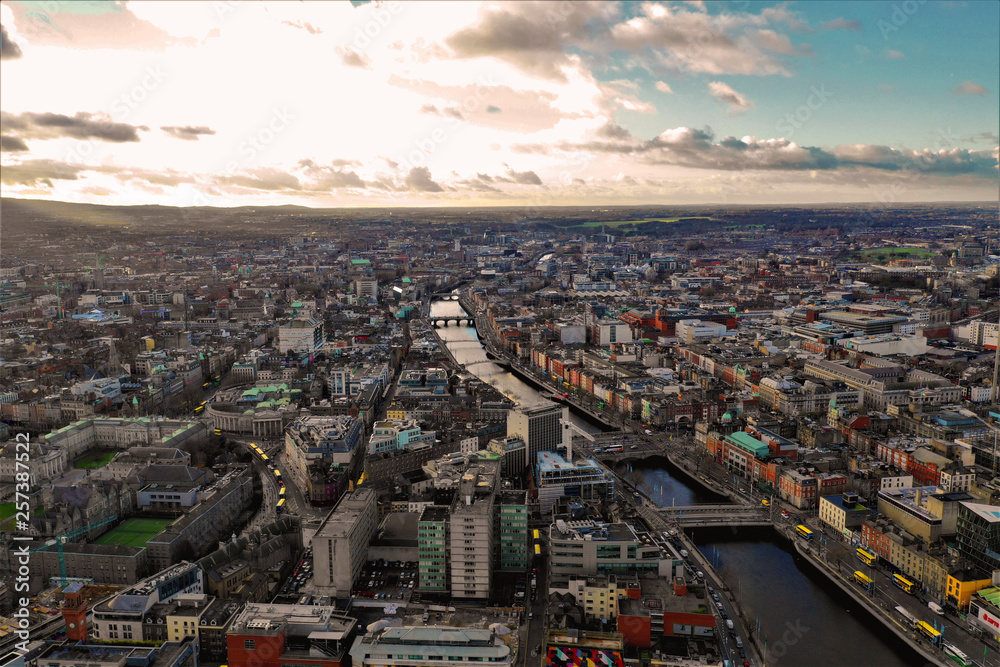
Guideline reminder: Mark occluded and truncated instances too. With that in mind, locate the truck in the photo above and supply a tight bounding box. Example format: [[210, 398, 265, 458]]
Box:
[[928, 601, 944, 616]]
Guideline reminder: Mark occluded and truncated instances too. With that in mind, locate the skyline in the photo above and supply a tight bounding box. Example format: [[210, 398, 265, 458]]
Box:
[[1, 0, 998, 208]]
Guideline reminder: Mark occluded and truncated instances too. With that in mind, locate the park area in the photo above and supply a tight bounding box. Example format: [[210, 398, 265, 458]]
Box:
[[848, 246, 936, 262], [93, 517, 172, 548], [580, 216, 715, 228], [74, 449, 117, 469]]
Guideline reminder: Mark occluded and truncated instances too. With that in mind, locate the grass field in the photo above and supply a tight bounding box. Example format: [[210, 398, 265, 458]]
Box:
[[852, 246, 935, 260], [94, 517, 172, 548], [580, 216, 715, 228], [74, 449, 117, 469], [0, 503, 45, 531]]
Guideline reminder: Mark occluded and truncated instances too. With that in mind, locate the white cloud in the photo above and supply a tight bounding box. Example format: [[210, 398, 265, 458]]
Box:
[[655, 81, 673, 94], [707, 81, 753, 112]]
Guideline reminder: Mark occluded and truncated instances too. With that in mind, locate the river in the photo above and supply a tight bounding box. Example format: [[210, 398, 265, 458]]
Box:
[[431, 299, 920, 666], [430, 299, 599, 434]]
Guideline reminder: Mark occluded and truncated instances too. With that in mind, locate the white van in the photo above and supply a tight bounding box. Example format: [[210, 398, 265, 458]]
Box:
[[726, 619, 735, 630]]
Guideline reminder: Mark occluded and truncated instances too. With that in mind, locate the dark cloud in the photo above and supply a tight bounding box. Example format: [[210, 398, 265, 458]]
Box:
[[514, 125, 999, 177], [1, 23, 22, 60], [219, 168, 301, 191], [297, 160, 366, 190], [161, 125, 216, 141], [405, 166, 443, 192], [2, 111, 147, 142], [0, 159, 85, 186], [0, 135, 28, 151], [486, 105, 502, 114], [444, 2, 616, 81], [419, 104, 440, 115], [506, 169, 543, 185]]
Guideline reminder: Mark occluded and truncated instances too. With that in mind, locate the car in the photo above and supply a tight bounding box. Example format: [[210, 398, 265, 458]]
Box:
[[712, 593, 720, 602]]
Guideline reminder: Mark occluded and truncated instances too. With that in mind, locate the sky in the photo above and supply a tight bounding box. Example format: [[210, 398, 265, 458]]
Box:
[[0, 0, 997, 208]]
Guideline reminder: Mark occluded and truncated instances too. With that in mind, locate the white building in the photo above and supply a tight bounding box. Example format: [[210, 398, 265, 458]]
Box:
[[313, 487, 378, 598], [448, 462, 499, 599], [354, 277, 379, 302], [278, 317, 324, 354], [675, 319, 727, 344], [967, 320, 999, 349]]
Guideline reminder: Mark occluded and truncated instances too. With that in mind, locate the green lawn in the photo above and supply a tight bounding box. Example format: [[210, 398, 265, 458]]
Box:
[[580, 216, 715, 228], [0, 503, 44, 531], [851, 246, 935, 260], [93, 517, 172, 548], [74, 449, 117, 469]]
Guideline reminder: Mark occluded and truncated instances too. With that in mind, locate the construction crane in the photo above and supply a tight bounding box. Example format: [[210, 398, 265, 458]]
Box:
[[31, 514, 118, 587], [79, 254, 111, 289], [39, 282, 72, 320]]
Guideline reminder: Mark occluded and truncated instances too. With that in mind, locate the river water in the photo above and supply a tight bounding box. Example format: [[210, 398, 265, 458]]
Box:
[[431, 299, 920, 667], [430, 299, 599, 434]]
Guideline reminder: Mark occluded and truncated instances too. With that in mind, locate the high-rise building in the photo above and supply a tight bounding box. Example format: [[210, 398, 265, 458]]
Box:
[[313, 487, 378, 598], [449, 463, 499, 599], [418, 506, 450, 593], [506, 403, 570, 465], [498, 490, 528, 572]]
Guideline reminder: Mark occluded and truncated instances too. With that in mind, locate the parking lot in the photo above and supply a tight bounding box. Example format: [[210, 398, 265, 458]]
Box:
[[353, 558, 418, 601]]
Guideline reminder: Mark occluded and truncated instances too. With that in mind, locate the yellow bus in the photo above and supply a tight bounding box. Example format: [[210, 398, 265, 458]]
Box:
[[853, 571, 874, 590], [856, 547, 877, 566], [796, 525, 813, 540], [892, 573, 916, 594], [274, 469, 283, 485], [279, 486, 286, 497], [261, 454, 269, 463], [533, 529, 540, 540], [534, 543, 541, 555], [276, 498, 286, 514], [915, 620, 942, 645]]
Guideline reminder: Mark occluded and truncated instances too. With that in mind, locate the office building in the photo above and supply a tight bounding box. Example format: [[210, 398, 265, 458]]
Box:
[[957, 502, 1000, 574], [418, 506, 450, 593], [227, 603, 358, 667], [449, 462, 499, 599], [498, 490, 528, 572], [535, 451, 615, 516], [506, 403, 570, 465], [548, 520, 664, 577], [313, 487, 379, 598], [349, 626, 511, 667], [278, 317, 324, 354]]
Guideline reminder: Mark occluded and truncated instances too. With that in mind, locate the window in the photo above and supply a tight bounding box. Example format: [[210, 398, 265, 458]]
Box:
[[244, 639, 256, 650]]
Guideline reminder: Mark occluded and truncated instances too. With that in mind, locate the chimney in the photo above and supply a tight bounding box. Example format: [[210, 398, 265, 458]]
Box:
[[914, 488, 922, 507]]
